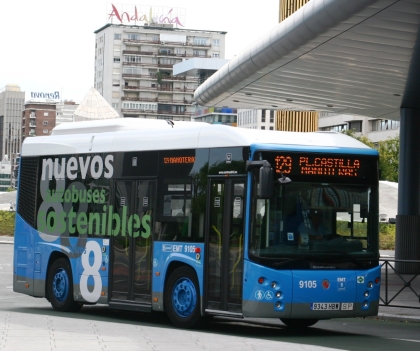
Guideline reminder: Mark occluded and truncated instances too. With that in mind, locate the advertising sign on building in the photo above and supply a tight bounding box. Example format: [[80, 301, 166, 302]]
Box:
[[107, 3, 186, 27], [30, 91, 60, 100]]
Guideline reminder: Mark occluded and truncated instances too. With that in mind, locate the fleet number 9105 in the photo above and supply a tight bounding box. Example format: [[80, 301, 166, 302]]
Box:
[[299, 280, 317, 288]]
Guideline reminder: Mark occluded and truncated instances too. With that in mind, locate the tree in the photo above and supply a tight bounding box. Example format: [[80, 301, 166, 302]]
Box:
[[377, 136, 399, 182], [341, 129, 399, 182]]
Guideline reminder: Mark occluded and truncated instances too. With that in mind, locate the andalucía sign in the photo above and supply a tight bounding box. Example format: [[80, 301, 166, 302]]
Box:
[[107, 3, 186, 27]]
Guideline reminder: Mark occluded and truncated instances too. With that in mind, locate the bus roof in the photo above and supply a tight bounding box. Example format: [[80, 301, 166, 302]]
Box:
[[22, 118, 375, 157]]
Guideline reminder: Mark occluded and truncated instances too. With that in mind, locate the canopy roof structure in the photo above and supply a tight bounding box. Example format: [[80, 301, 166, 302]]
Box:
[[194, 0, 420, 120]]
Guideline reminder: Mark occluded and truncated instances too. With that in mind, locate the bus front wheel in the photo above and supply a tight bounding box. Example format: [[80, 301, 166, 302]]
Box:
[[47, 258, 83, 312], [280, 318, 319, 328], [164, 266, 203, 329]]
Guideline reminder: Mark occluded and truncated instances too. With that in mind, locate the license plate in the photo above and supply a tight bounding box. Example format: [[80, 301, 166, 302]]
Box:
[[341, 303, 354, 310], [311, 302, 340, 310]]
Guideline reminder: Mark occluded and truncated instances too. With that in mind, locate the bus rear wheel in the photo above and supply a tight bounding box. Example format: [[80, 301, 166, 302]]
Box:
[[47, 258, 83, 312], [280, 318, 319, 328], [164, 266, 203, 329]]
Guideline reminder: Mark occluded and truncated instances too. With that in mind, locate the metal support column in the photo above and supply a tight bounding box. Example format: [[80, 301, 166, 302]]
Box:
[[396, 108, 420, 273]]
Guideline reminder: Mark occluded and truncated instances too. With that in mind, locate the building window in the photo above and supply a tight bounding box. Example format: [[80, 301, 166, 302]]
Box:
[[112, 91, 120, 98], [321, 124, 347, 132], [212, 52, 220, 58], [112, 103, 119, 110], [261, 110, 266, 123], [113, 45, 121, 53], [213, 39, 220, 46], [193, 37, 207, 45], [43, 129, 49, 134], [43, 121, 48, 125], [270, 110, 274, 123], [127, 33, 140, 40], [269, 126, 274, 130], [124, 55, 141, 63], [44, 112, 49, 116], [114, 33, 121, 40], [114, 57, 121, 63], [123, 67, 141, 75], [349, 121, 362, 133], [371, 119, 400, 131], [193, 50, 206, 57], [261, 126, 265, 130]]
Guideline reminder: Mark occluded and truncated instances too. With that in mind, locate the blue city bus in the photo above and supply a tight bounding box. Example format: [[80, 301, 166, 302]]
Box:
[[13, 118, 380, 328]]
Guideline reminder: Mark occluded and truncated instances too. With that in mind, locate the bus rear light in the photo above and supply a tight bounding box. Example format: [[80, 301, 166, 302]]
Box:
[[258, 277, 264, 284], [195, 247, 201, 253], [375, 277, 380, 284]]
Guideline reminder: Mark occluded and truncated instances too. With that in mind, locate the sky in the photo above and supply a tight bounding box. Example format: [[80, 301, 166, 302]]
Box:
[[0, 0, 279, 103]]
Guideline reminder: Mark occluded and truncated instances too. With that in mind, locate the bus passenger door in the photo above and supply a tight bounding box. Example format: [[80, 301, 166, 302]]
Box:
[[109, 179, 155, 310], [205, 177, 245, 315]]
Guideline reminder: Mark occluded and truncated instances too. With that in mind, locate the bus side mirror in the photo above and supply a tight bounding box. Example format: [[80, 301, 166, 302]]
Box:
[[246, 160, 274, 199], [258, 164, 273, 199]]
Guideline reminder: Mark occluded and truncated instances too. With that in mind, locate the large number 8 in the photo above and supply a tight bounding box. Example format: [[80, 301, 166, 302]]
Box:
[[80, 241, 102, 303]]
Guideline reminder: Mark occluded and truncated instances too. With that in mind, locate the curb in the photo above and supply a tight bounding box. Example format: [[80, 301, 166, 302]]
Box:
[[367, 313, 420, 323]]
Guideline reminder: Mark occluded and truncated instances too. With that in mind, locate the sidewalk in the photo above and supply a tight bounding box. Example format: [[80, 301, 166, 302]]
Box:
[[0, 235, 13, 244], [1, 236, 418, 322]]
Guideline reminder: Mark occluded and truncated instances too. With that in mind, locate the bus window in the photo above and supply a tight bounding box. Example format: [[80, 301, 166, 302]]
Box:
[[155, 178, 204, 242]]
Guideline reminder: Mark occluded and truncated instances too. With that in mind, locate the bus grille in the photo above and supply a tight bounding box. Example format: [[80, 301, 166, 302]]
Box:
[[18, 157, 38, 227]]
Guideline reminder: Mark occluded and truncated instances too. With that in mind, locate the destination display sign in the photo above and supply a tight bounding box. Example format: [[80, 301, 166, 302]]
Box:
[[274, 155, 361, 177]]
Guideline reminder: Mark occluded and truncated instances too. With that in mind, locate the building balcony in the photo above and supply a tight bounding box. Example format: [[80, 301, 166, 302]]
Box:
[[123, 38, 211, 48], [122, 96, 194, 105], [122, 74, 157, 80], [123, 85, 195, 93], [123, 50, 155, 56], [123, 85, 158, 92], [122, 50, 211, 59], [120, 109, 193, 118], [123, 39, 160, 45], [157, 110, 193, 116], [157, 52, 211, 59], [122, 62, 174, 69], [121, 108, 157, 115], [29, 114, 36, 119], [158, 86, 195, 93]]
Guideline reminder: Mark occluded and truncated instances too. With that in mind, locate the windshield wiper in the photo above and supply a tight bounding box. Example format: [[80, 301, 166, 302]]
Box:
[[271, 256, 314, 267]]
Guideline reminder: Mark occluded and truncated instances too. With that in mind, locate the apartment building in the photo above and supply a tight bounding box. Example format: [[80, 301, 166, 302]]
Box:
[[237, 109, 276, 130], [318, 113, 400, 143], [94, 23, 226, 121], [22, 101, 56, 141], [0, 84, 25, 162], [56, 100, 79, 125]]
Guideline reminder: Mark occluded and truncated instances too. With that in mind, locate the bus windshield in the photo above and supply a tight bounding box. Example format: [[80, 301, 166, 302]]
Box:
[[249, 181, 379, 266]]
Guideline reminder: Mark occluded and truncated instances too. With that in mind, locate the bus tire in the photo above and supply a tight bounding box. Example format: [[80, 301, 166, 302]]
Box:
[[164, 266, 203, 329], [47, 258, 83, 312], [280, 318, 319, 328]]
